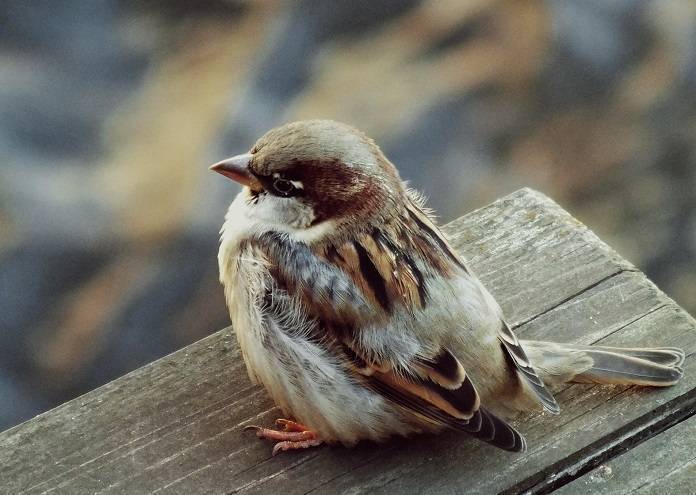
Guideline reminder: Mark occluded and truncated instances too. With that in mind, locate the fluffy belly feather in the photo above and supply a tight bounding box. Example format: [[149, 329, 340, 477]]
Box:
[[234, 312, 421, 445], [224, 250, 421, 445]]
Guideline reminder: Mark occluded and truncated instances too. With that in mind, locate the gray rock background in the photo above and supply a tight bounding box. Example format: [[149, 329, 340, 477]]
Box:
[[1, 0, 695, 430]]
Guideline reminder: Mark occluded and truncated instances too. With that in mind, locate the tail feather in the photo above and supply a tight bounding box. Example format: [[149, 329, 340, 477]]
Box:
[[521, 340, 685, 388], [558, 345, 684, 368], [573, 349, 683, 386]]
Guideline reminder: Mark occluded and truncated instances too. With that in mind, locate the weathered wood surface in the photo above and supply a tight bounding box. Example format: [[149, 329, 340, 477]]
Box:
[[555, 414, 696, 494], [1, 188, 694, 495]]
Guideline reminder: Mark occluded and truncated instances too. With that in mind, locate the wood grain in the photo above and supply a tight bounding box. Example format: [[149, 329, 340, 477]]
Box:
[[554, 414, 696, 494], [1, 188, 693, 495]]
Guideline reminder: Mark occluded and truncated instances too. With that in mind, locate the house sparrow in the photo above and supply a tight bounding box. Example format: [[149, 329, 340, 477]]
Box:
[[211, 120, 684, 455]]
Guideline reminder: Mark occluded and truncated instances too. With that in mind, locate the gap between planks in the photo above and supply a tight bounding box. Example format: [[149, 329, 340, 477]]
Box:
[[513, 385, 696, 494]]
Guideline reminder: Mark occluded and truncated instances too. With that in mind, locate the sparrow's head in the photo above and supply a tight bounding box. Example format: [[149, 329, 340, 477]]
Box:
[[211, 120, 404, 233]]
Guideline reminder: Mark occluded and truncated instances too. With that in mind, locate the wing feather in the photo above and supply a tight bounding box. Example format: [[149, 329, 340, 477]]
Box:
[[499, 320, 560, 414], [343, 340, 526, 452], [248, 226, 536, 451], [407, 202, 560, 415], [366, 367, 526, 452]]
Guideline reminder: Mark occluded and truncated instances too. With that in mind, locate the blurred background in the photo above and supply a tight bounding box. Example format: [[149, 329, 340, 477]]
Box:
[[1, 0, 695, 431]]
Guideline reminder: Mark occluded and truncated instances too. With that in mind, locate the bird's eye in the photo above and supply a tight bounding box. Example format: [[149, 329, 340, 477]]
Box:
[[272, 178, 297, 196]]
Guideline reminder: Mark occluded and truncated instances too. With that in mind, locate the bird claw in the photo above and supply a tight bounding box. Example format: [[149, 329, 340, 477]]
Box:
[[272, 438, 323, 456], [243, 425, 266, 437], [244, 418, 323, 454]]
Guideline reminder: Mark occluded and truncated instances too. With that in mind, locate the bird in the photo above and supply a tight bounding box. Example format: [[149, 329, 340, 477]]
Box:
[[211, 119, 684, 455]]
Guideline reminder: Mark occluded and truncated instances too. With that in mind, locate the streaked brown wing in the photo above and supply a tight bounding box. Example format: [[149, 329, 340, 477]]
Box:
[[406, 200, 561, 415], [247, 215, 544, 449], [498, 320, 560, 414], [349, 344, 526, 452]]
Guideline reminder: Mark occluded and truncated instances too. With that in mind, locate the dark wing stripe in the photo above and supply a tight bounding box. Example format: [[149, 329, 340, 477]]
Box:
[[418, 349, 464, 385], [368, 376, 526, 452], [373, 229, 428, 305], [466, 407, 483, 432], [421, 374, 478, 418], [402, 254, 428, 305], [367, 377, 465, 426], [353, 241, 391, 312], [406, 206, 468, 273], [344, 339, 523, 450], [454, 408, 525, 451], [326, 244, 345, 263], [499, 321, 560, 414], [432, 350, 461, 380], [340, 343, 369, 370], [481, 410, 522, 450], [475, 409, 495, 441]]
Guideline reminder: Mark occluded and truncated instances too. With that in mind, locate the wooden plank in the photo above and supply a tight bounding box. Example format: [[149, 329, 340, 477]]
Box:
[[554, 414, 696, 494], [0, 188, 693, 494]]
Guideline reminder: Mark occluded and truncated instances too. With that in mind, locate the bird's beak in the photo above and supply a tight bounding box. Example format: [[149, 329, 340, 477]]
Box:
[[209, 153, 262, 190]]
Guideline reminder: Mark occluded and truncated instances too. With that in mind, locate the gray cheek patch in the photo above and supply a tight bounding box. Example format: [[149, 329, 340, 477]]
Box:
[[252, 193, 316, 228]]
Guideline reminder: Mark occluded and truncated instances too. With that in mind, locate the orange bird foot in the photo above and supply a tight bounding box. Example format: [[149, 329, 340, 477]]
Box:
[[244, 419, 323, 456]]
